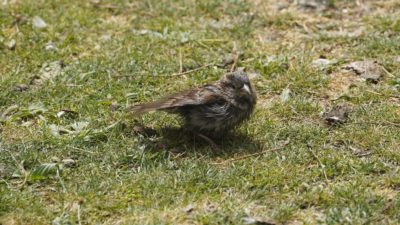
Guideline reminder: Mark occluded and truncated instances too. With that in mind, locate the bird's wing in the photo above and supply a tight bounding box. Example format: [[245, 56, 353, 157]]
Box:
[[128, 85, 223, 114]]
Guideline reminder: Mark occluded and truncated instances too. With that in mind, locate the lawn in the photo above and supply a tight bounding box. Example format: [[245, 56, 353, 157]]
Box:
[[1, 0, 400, 224]]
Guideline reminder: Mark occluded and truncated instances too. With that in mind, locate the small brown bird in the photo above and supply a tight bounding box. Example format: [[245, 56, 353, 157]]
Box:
[[128, 70, 257, 139]]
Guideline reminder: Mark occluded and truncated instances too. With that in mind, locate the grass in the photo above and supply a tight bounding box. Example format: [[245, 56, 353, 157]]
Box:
[[1, 0, 400, 224]]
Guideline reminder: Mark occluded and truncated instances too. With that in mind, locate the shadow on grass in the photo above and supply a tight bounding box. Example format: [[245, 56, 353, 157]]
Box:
[[127, 124, 264, 158]]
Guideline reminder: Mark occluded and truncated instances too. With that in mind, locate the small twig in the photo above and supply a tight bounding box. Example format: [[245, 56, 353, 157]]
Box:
[[350, 121, 400, 128], [381, 66, 395, 78], [306, 144, 329, 182], [200, 39, 227, 42], [77, 203, 82, 225], [91, 3, 118, 9], [65, 84, 83, 87], [212, 140, 289, 165], [179, 48, 183, 74], [382, 120, 400, 128], [0, 179, 12, 189], [14, 63, 22, 76], [171, 152, 186, 159], [170, 63, 214, 76], [230, 42, 238, 72], [242, 58, 255, 63], [107, 70, 111, 80], [71, 147, 95, 154], [113, 75, 136, 79], [365, 90, 383, 96], [295, 21, 312, 34], [197, 133, 220, 151], [112, 72, 143, 79], [355, 152, 373, 157], [230, 54, 239, 72], [56, 169, 67, 193], [80, 71, 96, 77], [365, 90, 400, 99], [195, 40, 211, 50]]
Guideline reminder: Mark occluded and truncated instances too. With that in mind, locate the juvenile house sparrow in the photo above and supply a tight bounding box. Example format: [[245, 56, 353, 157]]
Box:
[[128, 71, 257, 138]]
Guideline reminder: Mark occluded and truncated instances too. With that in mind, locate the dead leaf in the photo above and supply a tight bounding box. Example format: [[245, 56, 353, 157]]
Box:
[[6, 39, 16, 50], [324, 71, 359, 100], [14, 84, 29, 92], [62, 159, 76, 167], [49, 124, 71, 136], [322, 27, 364, 38], [322, 104, 351, 125], [342, 60, 384, 83], [45, 42, 57, 51], [49, 121, 89, 136], [0, 104, 19, 122], [311, 58, 333, 70], [51, 156, 61, 162], [280, 88, 291, 102], [132, 29, 163, 38], [203, 201, 218, 213], [52, 214, 72, 225], [183, 204, 194, 213], [12, 13, 28, 25], [348, 146, 373, 157], [32, 16, 47, 29], [295, 0, 332, 11], [29, 102, 47, 114], [207, 18, 234, 29], [56, 109, 78, 119], [31, 61, 65, 86], [70, 121, 89, 132]]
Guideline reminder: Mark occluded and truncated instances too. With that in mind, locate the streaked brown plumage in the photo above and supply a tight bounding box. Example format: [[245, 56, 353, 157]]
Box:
[[128, 70, 257, 137]]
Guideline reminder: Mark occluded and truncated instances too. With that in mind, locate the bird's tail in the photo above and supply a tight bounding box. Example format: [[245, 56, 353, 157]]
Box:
[[127, 99, 176, 115], [128, 89, 196, 115]]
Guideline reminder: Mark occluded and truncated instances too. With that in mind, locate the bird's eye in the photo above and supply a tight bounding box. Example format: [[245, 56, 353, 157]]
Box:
[[232, 82, 243, 89]]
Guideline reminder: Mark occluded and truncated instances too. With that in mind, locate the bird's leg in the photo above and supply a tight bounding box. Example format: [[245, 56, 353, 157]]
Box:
[[197, 133, 220, 151]]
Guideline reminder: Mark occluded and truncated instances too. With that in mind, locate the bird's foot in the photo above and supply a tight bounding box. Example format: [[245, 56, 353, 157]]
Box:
[[197, 133, 221, 151]]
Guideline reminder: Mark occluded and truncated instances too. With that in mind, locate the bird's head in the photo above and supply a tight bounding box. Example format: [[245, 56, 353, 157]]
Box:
[[220, 70, 257, 105]]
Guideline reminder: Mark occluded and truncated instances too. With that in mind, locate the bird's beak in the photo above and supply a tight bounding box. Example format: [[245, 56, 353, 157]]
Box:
[[241, 84, 251, 95]]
